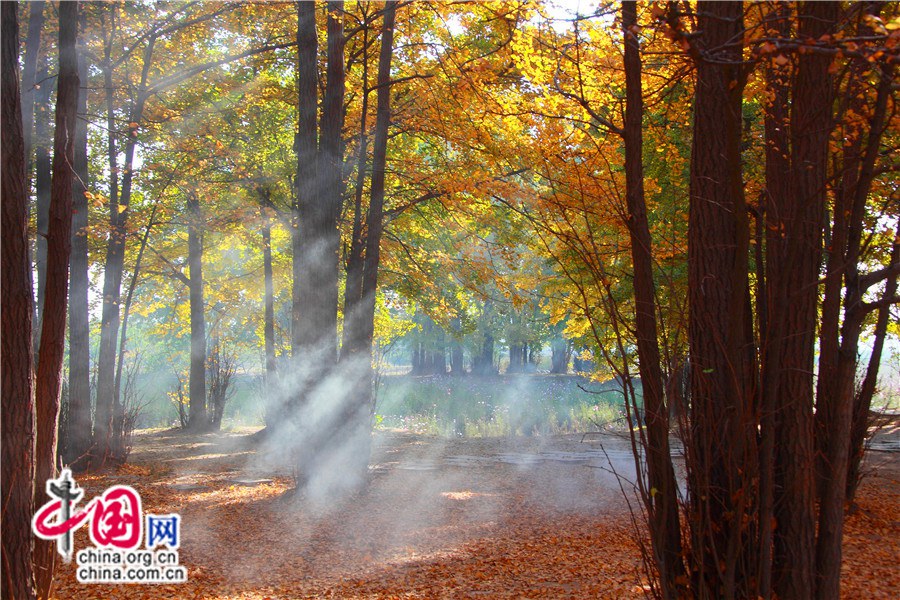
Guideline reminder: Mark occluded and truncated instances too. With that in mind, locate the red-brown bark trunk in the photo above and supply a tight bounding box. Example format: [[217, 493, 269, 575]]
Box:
[[1, 3, 37, 597]]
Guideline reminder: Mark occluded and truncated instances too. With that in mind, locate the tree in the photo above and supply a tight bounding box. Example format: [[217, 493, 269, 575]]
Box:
[[32, 3, 80, 596], [620, 2, 684, 594], [1, 2, 37, 597], [66, 8, 92, 467], [185, 191, 208, 429]]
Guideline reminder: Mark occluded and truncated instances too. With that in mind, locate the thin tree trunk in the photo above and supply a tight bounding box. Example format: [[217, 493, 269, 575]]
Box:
[[1, 3, 37, 597], [330, 0, 396, 475], [806, 5, 870, 598], [341, 17, 370, 361], [187, 192, 207, 430], [315, 0, 345, 359], [33, 60, 53, 353], [33, 4, 79, 597], [21, 0, 44, 181], [260, 188, 277, 426], [846, 237, 899, 501], [67, 32, 92, 468], [621, 3, 685, 595], [94, 7, 151, 462], [816, 25, 894, 505], [109, 201, 158, 460]]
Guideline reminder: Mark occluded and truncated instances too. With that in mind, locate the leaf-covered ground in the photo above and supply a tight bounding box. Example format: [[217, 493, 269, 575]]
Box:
[[52, 428, 899, 599]]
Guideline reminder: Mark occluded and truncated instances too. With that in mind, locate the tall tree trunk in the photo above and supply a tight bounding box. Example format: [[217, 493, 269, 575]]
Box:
[[686, 2, 756, 597], [293, 0, 346, 364], [260, 189, 277, 426], [94, 9, 151, 462], [1, 3, 37, 597], [33, 4, 79, 596], [621, 3, 685, 595], [761, 4, 837, 598], [341, 14, 370, 361], [187, 192, 207, 430], [814, 1, 894, 523], [757, 6, 791, 597], [313, 0, 344, 366], [110, 202, 158, 460], [33, 60, 53, 352], [67, 32, 92, 468], [335, 0, 396, 475], [292, 0, 318, 358], [20, 0, 44, 181], [356, 0, 396, 357]]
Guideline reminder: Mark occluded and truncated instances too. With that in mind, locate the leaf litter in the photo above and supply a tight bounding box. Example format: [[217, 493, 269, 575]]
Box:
[[52, 428, 899, 599]]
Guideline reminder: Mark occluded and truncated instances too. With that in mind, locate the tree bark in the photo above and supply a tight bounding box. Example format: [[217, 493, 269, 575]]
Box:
[[294, 0, 344, 363], [621, 3, 685, 595], [33, 4, 79, 596], [757, 6, 791, 597], [94, 6, 151, 462], [340, 0, 396, 463], [187, 191, 208, 430], [66, 31, 92, 468], [341, 16, 371, 361], [686, 2, 756, 597], [20, 0, 44, 181], [550, 338, 569, 374], [260, 188, 277, 426], [292, 0, 318, 358], [846, 237, 899, 501], [33, 59, 53, 353], [1, 3, 37, 597]]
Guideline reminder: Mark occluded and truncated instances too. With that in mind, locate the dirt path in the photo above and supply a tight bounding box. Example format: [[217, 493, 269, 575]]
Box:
[[52, 428, 899, 599]]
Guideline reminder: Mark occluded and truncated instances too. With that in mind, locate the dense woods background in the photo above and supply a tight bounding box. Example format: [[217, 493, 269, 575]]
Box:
[[2, 1, 898, 599]]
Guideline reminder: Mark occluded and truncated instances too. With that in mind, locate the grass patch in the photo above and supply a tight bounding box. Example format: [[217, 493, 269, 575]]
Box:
[[375, 374, 630, 437]]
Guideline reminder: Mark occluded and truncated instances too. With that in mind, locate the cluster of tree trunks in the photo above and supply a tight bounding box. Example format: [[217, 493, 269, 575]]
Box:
[[2, 2, 80, 598], [624, 3, 899, 599]]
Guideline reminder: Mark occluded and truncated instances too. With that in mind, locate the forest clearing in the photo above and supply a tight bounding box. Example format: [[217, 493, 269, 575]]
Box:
[[51, 426, 900, 599], [3, 1, 899, 599]]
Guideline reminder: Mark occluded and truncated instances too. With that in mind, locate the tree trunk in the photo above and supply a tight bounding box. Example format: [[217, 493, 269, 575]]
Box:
[[757, 6, 791, 597], [33, 60, 53, 352], [341, 15, 371, 362], [33, 4, 79, 596], [550, 338, 569, 374], [759, 4, 841, 598], [292, 0, 318, 358], [450, 342, 464, 376], [66, 33, 92, 468], [20, 0, 44, 180], [94, 10, 150, 462], [473, 332, 495, 376], [260, 189, 277, 426], [340, 0, 397, 456], [686, 2, 756, 597], [621, 3, 685, 595], [846, 238, 898, 501], [813, 5, 881, 490], [1, 3, 37, 597], [507, 343, 523, 373], [187, 192, 207, 430]]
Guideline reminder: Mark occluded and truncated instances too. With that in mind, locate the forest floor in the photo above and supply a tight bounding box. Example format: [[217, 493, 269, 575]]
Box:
[[52, 426, 899, 599]]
